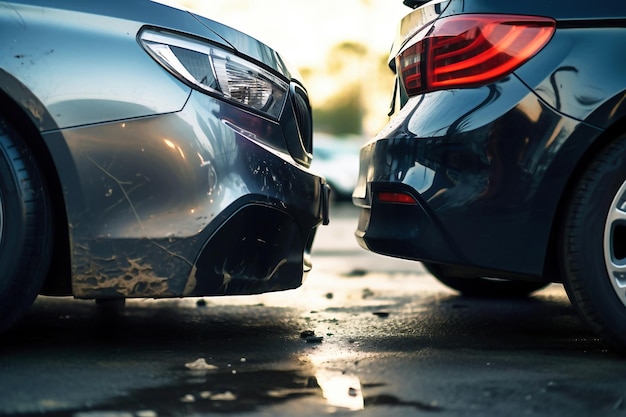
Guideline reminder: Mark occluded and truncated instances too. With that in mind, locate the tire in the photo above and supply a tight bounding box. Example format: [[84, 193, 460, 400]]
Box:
[[423, 262, 548, 298], [0, 118, 53, 334], [560, 134, 626, 352]]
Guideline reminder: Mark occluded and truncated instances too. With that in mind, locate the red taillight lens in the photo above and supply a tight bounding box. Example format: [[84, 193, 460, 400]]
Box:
[[397, 14, 556, 96], [377, 191, 417, 205]]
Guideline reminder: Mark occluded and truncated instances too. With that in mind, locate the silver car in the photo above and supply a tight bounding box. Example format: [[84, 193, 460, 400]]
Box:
[[0, 0, 330, 332]]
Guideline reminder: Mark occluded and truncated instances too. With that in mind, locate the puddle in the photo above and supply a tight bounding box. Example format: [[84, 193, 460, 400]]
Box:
[[10, 365, 365, 416], [90, 368, 321, 415], [315, 369, 364, 411]]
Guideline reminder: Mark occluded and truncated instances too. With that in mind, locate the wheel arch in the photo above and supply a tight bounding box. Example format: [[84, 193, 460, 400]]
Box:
[[0, 87, 72, 295], [543, 115, 626, 282]]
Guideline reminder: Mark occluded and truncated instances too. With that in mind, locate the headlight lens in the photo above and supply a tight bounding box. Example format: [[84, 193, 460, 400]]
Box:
[[139, 28, 288, 119]]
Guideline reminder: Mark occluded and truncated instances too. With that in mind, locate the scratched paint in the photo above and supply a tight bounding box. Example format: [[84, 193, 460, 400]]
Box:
[[72, 257, 172, 298]]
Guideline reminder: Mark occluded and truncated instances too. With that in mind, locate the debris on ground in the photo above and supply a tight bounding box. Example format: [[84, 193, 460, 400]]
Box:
[[362, 288, 375, 299], [210, 391, 237, 401], [343, 269, 368, 277], [300, 330, 315, 338], [300, 329, 323, 343], [185, 358, 218, 370]]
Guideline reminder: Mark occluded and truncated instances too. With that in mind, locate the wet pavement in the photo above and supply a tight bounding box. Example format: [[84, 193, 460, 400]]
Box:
[[1, 203, 626, 416]]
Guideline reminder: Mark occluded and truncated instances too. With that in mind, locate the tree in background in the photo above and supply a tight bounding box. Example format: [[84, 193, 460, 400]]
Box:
[[302, 41, 394, 137], [313, 84, 364, 136]]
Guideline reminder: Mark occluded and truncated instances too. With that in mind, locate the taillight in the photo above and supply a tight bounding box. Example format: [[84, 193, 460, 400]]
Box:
[[397, 14, 556, 96], [377, 191, 417, 205]]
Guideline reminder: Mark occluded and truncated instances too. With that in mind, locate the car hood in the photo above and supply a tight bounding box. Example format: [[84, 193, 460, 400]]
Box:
[[190, 14, 293, 80], [6, 0, 295, 81], [150, 0, 294, 80]]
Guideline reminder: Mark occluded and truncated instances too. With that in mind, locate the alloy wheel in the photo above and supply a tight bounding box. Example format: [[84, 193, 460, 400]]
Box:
[[604, 179, 626, 307]]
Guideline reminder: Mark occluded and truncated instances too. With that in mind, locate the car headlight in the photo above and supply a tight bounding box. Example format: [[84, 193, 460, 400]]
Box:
[[139, 28, 288, 119]]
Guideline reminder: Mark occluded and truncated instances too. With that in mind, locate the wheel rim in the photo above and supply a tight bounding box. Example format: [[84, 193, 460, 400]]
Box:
[[604, 179, 626, 307]]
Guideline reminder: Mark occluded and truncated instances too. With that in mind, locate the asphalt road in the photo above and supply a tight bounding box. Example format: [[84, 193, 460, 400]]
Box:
[[1, 203, 626, 417]]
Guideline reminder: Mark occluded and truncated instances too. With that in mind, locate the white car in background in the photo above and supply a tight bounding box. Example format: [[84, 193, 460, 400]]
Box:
[[312, 134, 361, 202]]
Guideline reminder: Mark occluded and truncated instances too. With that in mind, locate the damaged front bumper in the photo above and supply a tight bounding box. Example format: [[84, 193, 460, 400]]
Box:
[[45, 90, 330, 299]]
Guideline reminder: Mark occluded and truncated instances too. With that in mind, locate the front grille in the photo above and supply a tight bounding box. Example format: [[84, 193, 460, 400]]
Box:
[[291, 83, 313, 155]]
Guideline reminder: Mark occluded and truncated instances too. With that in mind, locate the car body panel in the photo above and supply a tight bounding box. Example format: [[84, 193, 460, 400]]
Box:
[[1, 1, 206, 130], [355, 0, 626, 281], [515, 27, 626, 130], [440, 0, 626, 20]]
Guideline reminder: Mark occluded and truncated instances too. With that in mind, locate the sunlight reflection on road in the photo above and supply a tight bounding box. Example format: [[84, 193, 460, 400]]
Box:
[[315, 369, 364, 411]]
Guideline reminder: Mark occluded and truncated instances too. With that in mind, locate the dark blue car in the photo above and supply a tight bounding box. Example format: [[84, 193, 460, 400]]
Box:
[[354, 0, 626, 351]]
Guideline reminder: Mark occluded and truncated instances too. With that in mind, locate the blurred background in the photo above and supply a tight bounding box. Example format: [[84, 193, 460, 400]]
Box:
[[168, 0, 410, 199], [175, 0, 407, 137]]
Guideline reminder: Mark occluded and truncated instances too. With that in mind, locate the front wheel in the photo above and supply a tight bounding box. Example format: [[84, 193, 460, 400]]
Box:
[[560, 134, 626, 352], [423, 262, 547, 298], [0, 118, 53, 333]]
